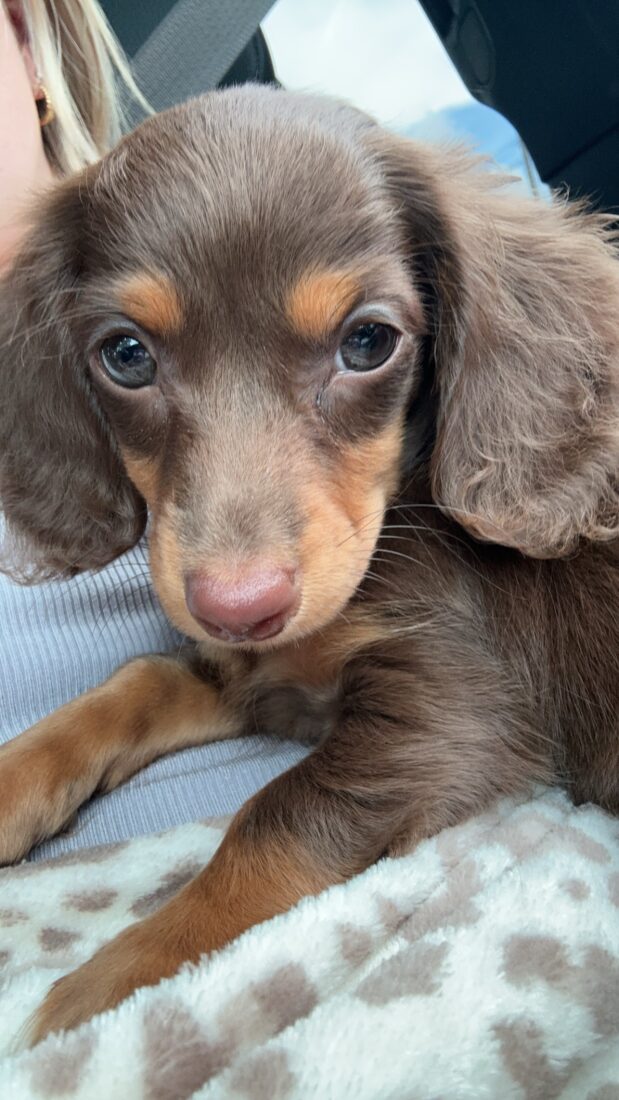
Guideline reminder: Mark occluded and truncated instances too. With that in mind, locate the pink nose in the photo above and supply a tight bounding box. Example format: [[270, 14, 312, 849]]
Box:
[[185, 564, 299, 642]]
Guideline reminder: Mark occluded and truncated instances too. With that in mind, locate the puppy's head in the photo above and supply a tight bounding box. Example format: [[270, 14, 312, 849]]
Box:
[[1, 86, 617, 649]]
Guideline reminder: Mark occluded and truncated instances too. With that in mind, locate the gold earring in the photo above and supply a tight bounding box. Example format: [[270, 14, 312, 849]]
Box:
[[35, 84, 55, 127]]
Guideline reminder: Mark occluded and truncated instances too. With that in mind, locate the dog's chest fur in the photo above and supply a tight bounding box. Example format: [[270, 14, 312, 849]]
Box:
[[198, 614, 386, 745]]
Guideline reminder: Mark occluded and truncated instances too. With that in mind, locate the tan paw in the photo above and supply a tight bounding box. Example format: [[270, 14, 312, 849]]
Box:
[[0, 711, 97, 863], [0, 740, 60, 863], [29, 918, 189, 1044]]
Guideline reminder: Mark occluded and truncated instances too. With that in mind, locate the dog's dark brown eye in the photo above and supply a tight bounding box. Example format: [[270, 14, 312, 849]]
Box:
[[339, 323, 398, 372], [99, 336, 156, 389]]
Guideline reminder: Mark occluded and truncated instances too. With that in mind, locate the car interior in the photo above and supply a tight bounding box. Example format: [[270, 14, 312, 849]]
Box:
[[102, 0, 619, 211]]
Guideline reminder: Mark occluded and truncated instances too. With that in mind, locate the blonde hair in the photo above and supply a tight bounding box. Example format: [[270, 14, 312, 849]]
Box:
[[20, 0, 151, 175]]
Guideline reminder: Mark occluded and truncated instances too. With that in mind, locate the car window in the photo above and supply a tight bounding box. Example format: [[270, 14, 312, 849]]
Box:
[[263, 0, 545, 195]]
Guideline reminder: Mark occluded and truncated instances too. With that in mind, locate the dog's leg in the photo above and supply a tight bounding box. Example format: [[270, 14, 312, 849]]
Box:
[[30, 642, 548, 1042], [0, 656, 240, 863]]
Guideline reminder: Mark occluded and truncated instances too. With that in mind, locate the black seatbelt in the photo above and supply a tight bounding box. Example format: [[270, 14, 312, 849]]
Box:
[[129, 0, 276, 121]]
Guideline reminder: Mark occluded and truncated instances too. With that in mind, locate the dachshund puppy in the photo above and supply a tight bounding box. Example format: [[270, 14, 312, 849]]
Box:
[[0, 86, 617, 1042]]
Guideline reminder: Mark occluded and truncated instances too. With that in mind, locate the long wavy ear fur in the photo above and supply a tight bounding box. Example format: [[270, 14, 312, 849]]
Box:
[[371, 132, 619, 557], [0, 173, 145, 581]]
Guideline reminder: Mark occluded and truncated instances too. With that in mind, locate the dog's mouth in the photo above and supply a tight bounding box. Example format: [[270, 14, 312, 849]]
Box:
[[191, 610, 294, 646]]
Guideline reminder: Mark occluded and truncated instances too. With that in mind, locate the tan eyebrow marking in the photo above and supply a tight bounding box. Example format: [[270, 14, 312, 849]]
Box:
[[115, 272, 183, 336], [286, 269, 362, 341]]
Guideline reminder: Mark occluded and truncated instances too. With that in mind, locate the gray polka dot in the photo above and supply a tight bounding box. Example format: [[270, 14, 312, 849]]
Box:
[[142, 1000, 235, 1100], [376, 897, 406, 934], [214, 963, 316, 1058], [493, 814, 552, 862], [401, 859, 481, 941], [561, 878, 590, 901], [228, 1049, 295, 1100], [337, 922, 375, 968], [503, 934, 569, 987], [64, 889, 118, 913], [581, 946, 619, 1038], [28, 1032, 96, 1097], [504, 936, 619, 1042], [0, 907, 28, 926], [39, 927, 80, 952], [560, 825, 611, 865], [607, 872, 619, 908], [358, 941, 449, 1006], [251, 963, 318, 1034], [493, 1018, 582, 1100]]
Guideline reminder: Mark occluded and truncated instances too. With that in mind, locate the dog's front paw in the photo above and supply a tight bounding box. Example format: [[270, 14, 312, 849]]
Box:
[[0, 720, 93, 863], [0, 741, 58, 864], [29, 918, 186, 1044]]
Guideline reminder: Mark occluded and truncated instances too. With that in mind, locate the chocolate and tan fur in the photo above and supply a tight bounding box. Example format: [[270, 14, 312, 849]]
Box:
[[0, 86, 617, 1042]]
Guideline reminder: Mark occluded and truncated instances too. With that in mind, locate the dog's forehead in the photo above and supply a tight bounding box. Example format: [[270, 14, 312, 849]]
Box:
[[91, 89, 398, 307]]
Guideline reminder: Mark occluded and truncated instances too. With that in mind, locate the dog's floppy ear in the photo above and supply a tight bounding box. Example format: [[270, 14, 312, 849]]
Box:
[[0, 172, 145, 580], [370, 131, 619, 557]]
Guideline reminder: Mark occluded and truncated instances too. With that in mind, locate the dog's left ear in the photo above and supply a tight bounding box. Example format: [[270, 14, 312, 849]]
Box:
[[368, 130, 619, 557]]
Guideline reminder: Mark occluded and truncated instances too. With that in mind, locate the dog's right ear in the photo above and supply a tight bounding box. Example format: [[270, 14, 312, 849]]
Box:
[[0, 171, 145, 581], [367, 129, 619, 558]]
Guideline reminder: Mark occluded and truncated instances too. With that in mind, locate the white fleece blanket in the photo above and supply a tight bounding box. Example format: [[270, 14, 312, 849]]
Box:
[[1, 788, 619, 1099]]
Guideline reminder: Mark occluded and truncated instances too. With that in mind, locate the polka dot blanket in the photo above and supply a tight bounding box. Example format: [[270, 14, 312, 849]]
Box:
[[1, 787, 619, 1099]]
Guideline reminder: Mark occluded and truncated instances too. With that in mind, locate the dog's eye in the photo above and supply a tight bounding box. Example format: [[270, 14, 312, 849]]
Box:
[[339, 323, 398, 372], [99, 336, 156, 389]]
